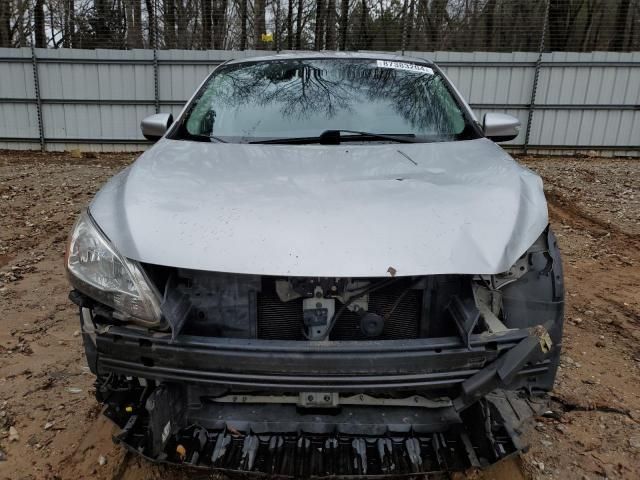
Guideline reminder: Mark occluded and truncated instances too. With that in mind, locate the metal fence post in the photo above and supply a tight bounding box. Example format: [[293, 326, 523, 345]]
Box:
[[153, 49, 160, 114], [153, 0, 160, 113], [400, 0, 409, 55], [524, 0, 550, 154], [29, 2, 45, 151]]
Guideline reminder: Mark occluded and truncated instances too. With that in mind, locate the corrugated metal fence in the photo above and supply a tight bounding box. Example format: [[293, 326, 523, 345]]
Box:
[[0, 48, 638, 155]]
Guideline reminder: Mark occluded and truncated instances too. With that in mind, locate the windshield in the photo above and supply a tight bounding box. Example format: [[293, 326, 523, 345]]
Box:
[[173, 58, 479, 144]]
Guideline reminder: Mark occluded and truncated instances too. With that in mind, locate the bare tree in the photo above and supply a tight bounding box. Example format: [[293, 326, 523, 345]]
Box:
[[548, 0, 586, 51], [273, 0, 281, 49], [287, 0, 293, 48], [202, 0, 212, 47], [483, 0, 496, 50], [315, 0, 325, 49], [406, 0, 415, 49], [326, 0, 336, 48], [173, 0, 197, 49], [62, 0, 75, 47], [254, 0, 266, 49], [359, 0, 368, 49], [146, 0, 155, 47], [133, 0, 143, 45], [212, 0, 227, 48], [611, 0, 631, 50], [339, 0, 348, 49], [164, 0, 177, 47], [125, 0, 133, 46], [124, 0, 144, 47], [0, 0, 635, 53], [34, 0, 46, 46], [239, 0, 247, 49], [296, 0, 303, 48], [0, 0, 11, 47]]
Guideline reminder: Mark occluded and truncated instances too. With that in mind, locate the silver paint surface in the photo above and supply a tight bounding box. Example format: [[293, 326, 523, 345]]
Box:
[[90, 137, 548, 277]]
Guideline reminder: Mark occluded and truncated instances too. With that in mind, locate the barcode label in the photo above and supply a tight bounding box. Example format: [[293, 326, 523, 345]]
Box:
[[376, 60, 434, 75]]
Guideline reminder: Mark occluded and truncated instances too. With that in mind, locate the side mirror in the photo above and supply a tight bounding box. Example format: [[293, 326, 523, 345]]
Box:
[[141, 113, 173, 142], [483, 113, 520, 142]]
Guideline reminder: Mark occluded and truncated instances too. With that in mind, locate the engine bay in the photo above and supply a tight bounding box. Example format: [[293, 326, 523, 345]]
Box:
[[158, 271, 476, 341]]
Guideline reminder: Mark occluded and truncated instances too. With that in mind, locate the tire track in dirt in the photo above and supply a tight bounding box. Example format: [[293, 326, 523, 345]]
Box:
[[545, 185, 638, 243], [594, 294, 640, 325]]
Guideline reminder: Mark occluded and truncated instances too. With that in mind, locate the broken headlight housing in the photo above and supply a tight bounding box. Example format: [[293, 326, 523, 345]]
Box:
[[66, 209, 164, 327]]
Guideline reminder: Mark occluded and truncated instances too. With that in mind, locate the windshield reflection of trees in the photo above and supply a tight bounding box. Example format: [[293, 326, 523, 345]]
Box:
[[210, 60, 457, 136]]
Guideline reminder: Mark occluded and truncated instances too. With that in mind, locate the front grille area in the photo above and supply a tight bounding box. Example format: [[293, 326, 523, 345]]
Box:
[[257, 288, 305, 341], [257, 280, 423, 341]]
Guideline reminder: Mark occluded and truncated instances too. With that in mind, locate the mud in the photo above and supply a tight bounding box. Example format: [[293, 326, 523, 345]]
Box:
[[0, 151, 638, 480]]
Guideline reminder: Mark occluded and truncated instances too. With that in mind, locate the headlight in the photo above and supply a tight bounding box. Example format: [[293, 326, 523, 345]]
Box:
[[65, 210, 164, 327]]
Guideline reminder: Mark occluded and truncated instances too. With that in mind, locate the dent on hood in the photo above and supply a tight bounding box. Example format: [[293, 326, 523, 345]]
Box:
[[89, 138, 548, 277]]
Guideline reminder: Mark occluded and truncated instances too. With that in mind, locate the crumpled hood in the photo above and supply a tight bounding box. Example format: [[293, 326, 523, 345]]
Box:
[[90, 138, 548, 277]]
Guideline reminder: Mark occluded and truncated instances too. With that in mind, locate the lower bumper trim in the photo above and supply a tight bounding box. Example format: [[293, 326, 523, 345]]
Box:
[[109, 387, 545, 477]]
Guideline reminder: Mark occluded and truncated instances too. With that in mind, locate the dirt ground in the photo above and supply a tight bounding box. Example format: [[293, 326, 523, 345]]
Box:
[[0, 150, 638, 480]]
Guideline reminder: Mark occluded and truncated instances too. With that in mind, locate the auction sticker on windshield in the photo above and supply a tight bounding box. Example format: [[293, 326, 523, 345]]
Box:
[[376, 60, 434, 75]]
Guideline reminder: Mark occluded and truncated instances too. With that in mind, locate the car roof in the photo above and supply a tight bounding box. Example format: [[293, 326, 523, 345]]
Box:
[[225, 51, 434, 66]]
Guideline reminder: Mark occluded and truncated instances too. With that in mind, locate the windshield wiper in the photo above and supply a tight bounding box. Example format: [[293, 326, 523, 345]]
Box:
[[249, 130, 417, 145], [179, 132, 227, 143]]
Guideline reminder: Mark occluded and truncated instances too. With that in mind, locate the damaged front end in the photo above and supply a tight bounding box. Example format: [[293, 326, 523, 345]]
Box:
[[68, 221, 564, 477]]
